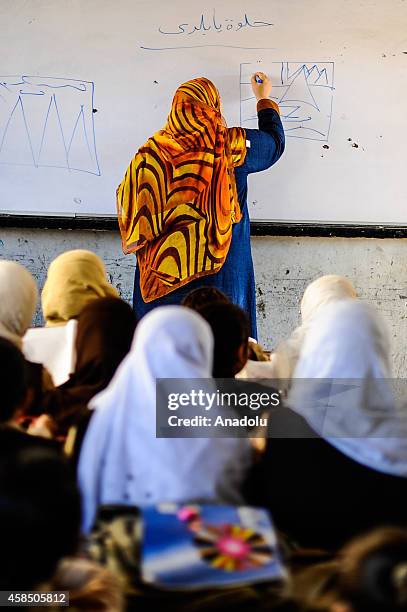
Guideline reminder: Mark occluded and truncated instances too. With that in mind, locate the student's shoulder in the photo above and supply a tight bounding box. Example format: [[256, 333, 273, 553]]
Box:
[[0, 426, 59, 458]]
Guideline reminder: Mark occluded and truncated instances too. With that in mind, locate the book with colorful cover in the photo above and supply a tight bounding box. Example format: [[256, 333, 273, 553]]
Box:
[[141, 504, 287, 589]]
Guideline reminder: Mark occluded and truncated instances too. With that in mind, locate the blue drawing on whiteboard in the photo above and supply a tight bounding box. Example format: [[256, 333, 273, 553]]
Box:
[[0, 76, 100, 175], [240, 62, 334, 141]]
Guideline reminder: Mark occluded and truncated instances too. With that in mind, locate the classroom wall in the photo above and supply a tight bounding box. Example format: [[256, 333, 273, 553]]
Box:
[[0, 229, 406, 376]]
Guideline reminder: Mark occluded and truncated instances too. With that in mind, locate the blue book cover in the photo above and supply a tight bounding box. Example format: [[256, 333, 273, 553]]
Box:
[[141, 504, 287, 589]]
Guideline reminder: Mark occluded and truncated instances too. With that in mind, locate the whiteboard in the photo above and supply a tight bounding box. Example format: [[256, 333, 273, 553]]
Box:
[[1, 0, 406, 224]]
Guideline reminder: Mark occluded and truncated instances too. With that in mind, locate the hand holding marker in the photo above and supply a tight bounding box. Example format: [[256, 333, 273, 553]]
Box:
[[251, 71, 272, 101]]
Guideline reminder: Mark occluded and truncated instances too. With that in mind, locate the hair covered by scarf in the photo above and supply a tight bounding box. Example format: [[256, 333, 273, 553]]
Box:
[[271, 275, 358, 383], [41, 250, 119, 327], [300, 274, 357, 323], [288, 300, 407, 478], [0, 261, 38, 348], [117, 77, 247, 302], [78, 306, 251, 532]]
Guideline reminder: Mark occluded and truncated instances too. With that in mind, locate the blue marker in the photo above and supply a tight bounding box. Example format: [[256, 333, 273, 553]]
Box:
[[255, 74, 263, 84]]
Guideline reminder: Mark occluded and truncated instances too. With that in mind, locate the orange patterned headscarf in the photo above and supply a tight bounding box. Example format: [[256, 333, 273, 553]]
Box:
[[117, 77, 246, 302]]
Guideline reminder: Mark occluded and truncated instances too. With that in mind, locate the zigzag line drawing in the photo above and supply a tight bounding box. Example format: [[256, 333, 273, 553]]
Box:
[[0, 75, 100, 175], [240, 61, 335, 142]]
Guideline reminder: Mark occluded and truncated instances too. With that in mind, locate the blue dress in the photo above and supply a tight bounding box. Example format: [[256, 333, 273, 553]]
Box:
[[133, 107, 285, 339]]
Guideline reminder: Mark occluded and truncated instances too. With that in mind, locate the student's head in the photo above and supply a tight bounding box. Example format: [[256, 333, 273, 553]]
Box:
[[79, 306, 214, 531], [292, 299, 391, 381], [199, 303, 250, 377], [41, 250, 119, 327], [0, 260, 38, 348], [75, 297, 137, 383], [0, 447, 81, 589], [301, 275, 357, 324], [52, 558, 123, 612], [0, 337, 29, 424], [132, 306, 213, 380], [182, 287, 230, 313], [271, 275, 359, 384], [288, 300, 393, 470], [332, 528, 407, 612]]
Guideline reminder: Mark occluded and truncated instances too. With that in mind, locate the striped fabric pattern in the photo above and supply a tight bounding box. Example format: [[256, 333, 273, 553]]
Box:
[[117, 78, 246, 302]]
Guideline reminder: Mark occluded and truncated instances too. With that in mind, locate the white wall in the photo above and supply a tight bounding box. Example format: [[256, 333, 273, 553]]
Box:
[[252, 236, 407, 378], [0, 229, 406, 376]]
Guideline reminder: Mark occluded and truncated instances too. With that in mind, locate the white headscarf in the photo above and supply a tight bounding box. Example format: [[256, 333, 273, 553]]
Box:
[[78, 306, 252, 532], [0, 261, 38, 348], [288, 299, 407, 477], [271, 275, 357, 383]]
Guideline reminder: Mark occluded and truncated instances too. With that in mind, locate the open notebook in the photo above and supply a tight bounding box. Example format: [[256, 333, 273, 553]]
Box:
[[142, 504, 287, 590], [23, 319, 77, 386]]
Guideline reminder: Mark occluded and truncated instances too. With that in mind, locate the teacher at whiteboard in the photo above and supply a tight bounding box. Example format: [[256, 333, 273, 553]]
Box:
[[117, 73, 285, 338]]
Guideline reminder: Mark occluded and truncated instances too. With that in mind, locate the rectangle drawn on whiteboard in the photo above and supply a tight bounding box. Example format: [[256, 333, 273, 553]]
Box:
[[0, 76, 100, 175], [240, 62, 334, 141]]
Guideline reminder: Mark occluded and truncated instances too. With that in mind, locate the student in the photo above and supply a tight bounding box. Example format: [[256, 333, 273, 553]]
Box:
[[182, 286, 230, 311], [332, 528, 407, 612], [0, 260, 38, 348], [117, 74, 285, 339], [199, 302, 250, 378], [237, 274, 357, 383], [0, 447, 81, 590], [0, 260, 52, 409], [183, 288, 270, 378], [42, 297, 137, 437], [0, 338, 57, 455], [41, 249, 119, 326], [246, 300, 407, 550], [270, 275, 357, 385], [48, 557, 123, 612], [24, 250, 119, 386], [197, 301, 277, 444], [292, 529, 407, 612], [78, 306, 252, 532], [0, 336, 33, 442]]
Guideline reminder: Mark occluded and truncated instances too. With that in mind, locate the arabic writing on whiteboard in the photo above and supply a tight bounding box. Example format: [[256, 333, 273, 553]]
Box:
[[159, 10, 273, 36]]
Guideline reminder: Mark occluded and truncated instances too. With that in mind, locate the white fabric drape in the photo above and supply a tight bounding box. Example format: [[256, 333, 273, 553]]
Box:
[[0, 261, 38, 349], [79, 306, 252, 532], [288, 300, 407, 478]]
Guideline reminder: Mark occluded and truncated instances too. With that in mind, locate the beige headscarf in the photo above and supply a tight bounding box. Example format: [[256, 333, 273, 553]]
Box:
[[271, 275, 358, 383], [42, 250, 119, 327], [0, 260, 38, 348]]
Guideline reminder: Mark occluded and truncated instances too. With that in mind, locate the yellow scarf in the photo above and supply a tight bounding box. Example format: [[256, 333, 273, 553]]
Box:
[[42, 250, 119, 326], [117, 78, 246, 302]]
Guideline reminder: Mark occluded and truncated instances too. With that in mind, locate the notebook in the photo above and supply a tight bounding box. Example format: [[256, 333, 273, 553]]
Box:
[[23, 319, 77, 386], [142, 504, 287, 590]]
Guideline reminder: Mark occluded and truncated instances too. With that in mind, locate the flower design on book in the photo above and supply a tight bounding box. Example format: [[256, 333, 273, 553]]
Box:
[[193, 523, 273, 572]]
